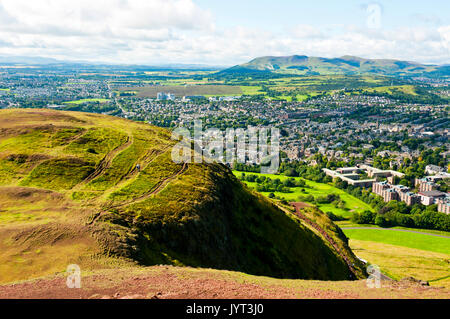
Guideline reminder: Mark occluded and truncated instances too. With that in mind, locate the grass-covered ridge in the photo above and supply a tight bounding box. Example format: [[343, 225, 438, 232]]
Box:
[[0, 109, 364, 283]]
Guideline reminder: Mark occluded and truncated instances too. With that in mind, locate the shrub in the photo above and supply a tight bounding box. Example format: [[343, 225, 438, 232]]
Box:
[[326, 211, 347, 221], [375, 215, 389, 228]]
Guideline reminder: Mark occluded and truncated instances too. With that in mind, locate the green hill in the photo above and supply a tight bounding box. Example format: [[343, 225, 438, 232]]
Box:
[[219, 55, 447, 77], [0, 109, 365, 284]]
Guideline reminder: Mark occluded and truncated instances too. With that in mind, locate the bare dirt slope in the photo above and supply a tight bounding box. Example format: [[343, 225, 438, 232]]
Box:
[[0, 266, 448, 299]]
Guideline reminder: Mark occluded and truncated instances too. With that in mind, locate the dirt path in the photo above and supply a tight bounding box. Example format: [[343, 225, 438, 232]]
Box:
[[87, 162, 189, 225], [96, 144, 173, 203], [291, 202, 358, 279], [118, 144, 172, 184], [72, 135, 133, 191], [341, 227, 450, 239], [109, 162, 188, 209]]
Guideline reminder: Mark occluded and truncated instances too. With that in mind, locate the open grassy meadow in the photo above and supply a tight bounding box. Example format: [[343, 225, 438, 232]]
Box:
[[349, 239, 450, 288], [342, 228, 450, 255]]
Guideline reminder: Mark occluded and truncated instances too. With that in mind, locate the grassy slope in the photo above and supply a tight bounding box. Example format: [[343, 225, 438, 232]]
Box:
[[349, 240, 450, 288], [0, 108, 360, 284]]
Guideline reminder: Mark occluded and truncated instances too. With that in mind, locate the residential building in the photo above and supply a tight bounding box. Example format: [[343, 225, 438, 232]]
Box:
[[418, 190, 447, 206]]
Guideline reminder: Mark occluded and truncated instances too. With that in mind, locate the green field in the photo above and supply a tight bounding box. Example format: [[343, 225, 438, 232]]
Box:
[[63, 98, 110, 104], [240, 86, 265, 95], [349, 239, 450, 287], [232, 171, 373, 218], [342, 228, 450, 255], [361, 85, 418, 95]]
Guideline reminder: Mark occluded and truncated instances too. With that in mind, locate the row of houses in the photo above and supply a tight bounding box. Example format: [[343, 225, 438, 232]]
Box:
[[372, 182, 421, 205], [415, 172, 450, 192], [372, 181, 449, 214]]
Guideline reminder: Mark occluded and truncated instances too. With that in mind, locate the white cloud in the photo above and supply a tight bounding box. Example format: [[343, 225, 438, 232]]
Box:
[[0, 0, 448, 65], [0, 0, 213, 35]]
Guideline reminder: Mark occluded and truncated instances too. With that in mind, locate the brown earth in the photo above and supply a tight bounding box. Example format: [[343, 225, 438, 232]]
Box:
[[0, 266, 448, 299]]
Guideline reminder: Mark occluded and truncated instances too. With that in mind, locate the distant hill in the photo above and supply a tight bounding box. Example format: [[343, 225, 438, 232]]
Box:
[[0, 109, 365, 284], [219, 55, 449, 77], [0, 56, 64, 65], [0, 55, 223, 70]]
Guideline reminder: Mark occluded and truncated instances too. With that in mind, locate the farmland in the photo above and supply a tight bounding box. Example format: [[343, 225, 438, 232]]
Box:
[[116, 85, 243, 98], [110, 73, 420, 102]]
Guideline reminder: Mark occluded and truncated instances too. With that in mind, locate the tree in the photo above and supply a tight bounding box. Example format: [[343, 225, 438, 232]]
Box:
[[375, 215, 389, 228]]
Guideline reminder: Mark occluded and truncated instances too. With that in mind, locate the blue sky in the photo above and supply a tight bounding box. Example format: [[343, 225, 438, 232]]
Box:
[[196, 0, 449, 30], [0, 0, 448, 65]]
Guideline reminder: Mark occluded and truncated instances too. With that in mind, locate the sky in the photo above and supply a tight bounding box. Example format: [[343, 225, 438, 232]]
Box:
[[0, 0, 448, 66]]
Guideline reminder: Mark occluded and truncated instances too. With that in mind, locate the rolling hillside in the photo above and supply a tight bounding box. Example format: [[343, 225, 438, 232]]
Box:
[[219, 55, 448, 77], [0, 109, 366, 284]]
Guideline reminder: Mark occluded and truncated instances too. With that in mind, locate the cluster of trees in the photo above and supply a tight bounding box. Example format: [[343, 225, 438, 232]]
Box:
[[234, 163, 261, 173], [351, 202, 450, 231], [239, 173, 306, 193], [280, 160, 331, 183], [63, 102, 117, 115], [297, 193, 347, 211]]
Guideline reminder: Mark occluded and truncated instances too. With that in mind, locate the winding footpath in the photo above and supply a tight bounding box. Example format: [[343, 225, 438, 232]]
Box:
[[73, 134, 134, 191], [88, 162, 189, 226], [109, 162, 189, 209]]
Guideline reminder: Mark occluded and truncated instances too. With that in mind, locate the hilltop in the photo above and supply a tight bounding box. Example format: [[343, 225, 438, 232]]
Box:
[[0, 109, 366, 285], [219, 55, 449, 77]]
